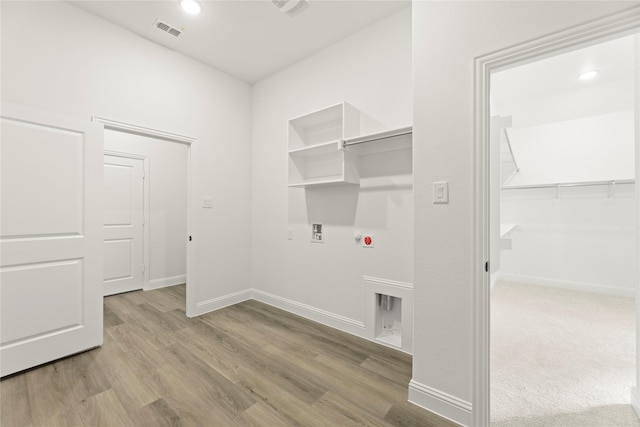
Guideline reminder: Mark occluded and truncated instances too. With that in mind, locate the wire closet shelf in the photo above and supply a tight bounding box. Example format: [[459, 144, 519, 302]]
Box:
[[501, 179, 635, 190]]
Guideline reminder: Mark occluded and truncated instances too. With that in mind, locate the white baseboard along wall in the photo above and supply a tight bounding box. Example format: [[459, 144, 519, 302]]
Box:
[[147, 275, 187, 291]]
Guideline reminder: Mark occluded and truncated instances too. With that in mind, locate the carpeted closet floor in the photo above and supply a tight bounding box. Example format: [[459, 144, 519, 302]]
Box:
[[491, 281, 638, 427]]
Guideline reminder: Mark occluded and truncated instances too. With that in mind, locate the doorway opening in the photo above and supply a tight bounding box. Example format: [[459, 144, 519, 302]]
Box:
[[489, 34, 637, 426], [95, 117, 196, 316], [473, 9, 640, 426]]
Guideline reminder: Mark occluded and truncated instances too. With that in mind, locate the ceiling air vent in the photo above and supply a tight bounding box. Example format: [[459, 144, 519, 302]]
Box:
[[272, 0, 309, 17], [154, 19, 183, 38]]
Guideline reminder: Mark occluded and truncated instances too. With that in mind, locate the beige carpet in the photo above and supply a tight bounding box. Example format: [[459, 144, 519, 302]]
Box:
[[491, 281, 638, 426]]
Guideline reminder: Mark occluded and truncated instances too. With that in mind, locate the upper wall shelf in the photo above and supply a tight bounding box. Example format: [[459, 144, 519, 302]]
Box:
[[287, 177, 359, 188], [288, 140, 342, 157], [287, 103, 413, 188], [343, 126, 412, 155], [288, 102, 360, 188]]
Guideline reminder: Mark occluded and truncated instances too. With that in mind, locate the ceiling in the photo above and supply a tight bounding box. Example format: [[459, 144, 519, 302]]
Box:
[[491, 34, 635, 124], [70, 0, 410, 84]]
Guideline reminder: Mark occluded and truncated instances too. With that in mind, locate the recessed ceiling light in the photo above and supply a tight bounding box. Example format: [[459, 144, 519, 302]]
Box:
[[578, 70, 599, 81], [181, 0, 201, 15]]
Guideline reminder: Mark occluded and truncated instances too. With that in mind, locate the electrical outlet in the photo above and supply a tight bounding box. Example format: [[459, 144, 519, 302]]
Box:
[[201, 196, 213, 208], [311, 224, 324, 243]]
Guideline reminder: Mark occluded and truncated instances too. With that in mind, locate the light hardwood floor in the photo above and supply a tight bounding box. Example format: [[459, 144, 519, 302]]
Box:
[[1, 285, 455, 427]]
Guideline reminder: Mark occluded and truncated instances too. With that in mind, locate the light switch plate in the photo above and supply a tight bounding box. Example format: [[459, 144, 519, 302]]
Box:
[[433, 181, 449, 204]]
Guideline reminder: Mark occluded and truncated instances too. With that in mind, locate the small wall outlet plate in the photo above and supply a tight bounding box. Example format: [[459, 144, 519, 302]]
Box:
[[201, 196, 213, 208], [311, 223, 324, 243], [362, 234, 374, 248]]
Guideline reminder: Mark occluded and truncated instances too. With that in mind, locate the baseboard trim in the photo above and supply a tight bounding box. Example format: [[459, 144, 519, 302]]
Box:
[[190, 289, 252, 317], [191, 288, 418, 355], [490, 272, 499, 292], [631, 387, 640, 420], [190, 288, 365, 337], [408, 380, 471, 427], [497, 273, 635, 298], [146, 275, 186, 291], [251, 289, 366, 337]]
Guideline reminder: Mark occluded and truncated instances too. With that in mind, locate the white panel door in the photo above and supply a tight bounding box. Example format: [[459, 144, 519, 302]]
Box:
[[0, 103, 103, 377], [103, 155, 144, 296]]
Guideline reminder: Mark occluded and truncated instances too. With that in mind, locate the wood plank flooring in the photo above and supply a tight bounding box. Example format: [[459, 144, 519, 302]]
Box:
[[0, 285, 455, 427]]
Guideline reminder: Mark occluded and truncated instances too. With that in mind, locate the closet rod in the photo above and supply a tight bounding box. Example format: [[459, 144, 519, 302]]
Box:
[[342, 126, 412, 148], [502, 179, 635, 190]]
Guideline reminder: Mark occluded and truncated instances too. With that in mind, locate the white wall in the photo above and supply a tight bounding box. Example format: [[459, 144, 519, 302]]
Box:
[[500, 184, 637, 296], [498, 79, 635, 128], [497, 109, 635, 297], [105, 130, 188, 289], [1, 1, 253, 311], [507, 110, 635, 186], [251, 7, 413, 346], [491, 33, 636, 296], [412, 1, 638, 424]]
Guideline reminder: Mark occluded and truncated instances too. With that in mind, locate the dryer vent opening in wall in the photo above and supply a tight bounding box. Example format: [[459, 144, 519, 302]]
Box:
[[376, 293, 402, 348], [154, 20, 183, 38]]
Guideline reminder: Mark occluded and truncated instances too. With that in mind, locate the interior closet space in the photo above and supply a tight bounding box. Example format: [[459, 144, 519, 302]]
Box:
[[489, 34, 638, 426], [491, 34, 636, 296]]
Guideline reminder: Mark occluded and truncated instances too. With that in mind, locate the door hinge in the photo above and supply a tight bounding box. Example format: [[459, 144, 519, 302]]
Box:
[[484, 261, 489, 272], [189, 235, 192, 242]]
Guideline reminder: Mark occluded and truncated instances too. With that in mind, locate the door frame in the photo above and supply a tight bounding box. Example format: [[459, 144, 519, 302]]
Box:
[[103, 150, 150, 291], [93, 117, 197, 316], [472, 7, 640, 426]]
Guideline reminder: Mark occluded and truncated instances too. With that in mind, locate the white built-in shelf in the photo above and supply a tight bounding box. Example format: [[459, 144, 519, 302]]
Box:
[[500, 223, 516, 250], [288, 102, 360, 188], [289, 103, 343, 131], [287, 104, 413, 188], [343, 126, 412, 156], [500, 223, 516, 238], [288, 140, 342, 158], [288, 176, 359, 188]]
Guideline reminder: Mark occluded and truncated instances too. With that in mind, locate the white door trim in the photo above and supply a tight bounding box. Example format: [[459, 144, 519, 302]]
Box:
[[104, 150, 150, 291], [473, 7, 640, 426], [93, 117, 198, 316], [93, 117, 196, 144]]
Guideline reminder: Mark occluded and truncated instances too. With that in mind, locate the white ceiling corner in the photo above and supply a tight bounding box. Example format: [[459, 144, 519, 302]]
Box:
[[69, 0, 410, 84]]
